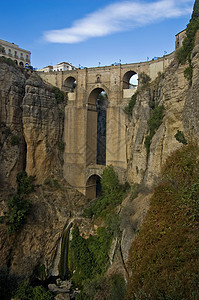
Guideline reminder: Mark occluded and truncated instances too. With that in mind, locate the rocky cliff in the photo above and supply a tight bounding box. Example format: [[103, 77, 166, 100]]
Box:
[[0, 62, 88, 281], [0, 31, 199, 298]]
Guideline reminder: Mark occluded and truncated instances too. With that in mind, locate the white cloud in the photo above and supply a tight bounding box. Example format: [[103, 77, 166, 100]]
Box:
[[44, 0, 193, 43]]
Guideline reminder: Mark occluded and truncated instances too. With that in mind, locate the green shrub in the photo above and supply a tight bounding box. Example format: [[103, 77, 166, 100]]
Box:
[[184, 64, 193, 84], [7, 194, 31, 235], [177, 3, 199, 83], [0, 268, 18, 300], [77, 274, 126, 300], [126, 143, 199, 299], [0, 56, 17, 67], [144, 104, 164, 155], [52, 86, 65, 103], [69, 225, 113, 287], [84, 165, 128, 218], [139, 72, 151, 86], [124, 92, 138, 115], [1, 172, 35, 234], [16, 171, 35, 196], [174, 130, 188, 145], [14, 281, 53, 300], [11, 134, 21, 146], [58, 141, 65, 152], [44, 178, 59, 189]]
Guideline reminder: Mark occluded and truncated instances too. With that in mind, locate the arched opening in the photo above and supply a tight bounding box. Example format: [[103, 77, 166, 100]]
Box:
[[123, 71, 138, 89], [86, 88, 108, 166], [14, 60, 18, 65], [63, 76, 76, 92], [19, 61, 24, 67], [86, 175, 102, 199]]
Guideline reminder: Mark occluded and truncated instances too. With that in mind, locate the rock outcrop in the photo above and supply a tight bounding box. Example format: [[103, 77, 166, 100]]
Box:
[[23, 73, 65, 184], [126, 57, 190, 188], [0, 63, 26, 188]]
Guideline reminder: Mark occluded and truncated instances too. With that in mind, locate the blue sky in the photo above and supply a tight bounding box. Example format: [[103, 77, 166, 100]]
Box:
[[0, 0, 195, 69]]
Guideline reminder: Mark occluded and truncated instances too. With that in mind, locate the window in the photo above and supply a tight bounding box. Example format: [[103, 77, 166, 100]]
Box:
[[26, 54, 28, 60], [14, 51, 17, 57], [20, 53, 23, 58], [8, 49, 11, 55]]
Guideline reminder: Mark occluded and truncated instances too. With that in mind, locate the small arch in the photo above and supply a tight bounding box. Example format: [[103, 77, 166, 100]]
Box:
[[96, 75, 101, 83], [63, 76, 76, 92], [19, 61, 24, 67], [14, 60, 18, 65], [86, 174, 102, 199], [123, 70, 138, 89]]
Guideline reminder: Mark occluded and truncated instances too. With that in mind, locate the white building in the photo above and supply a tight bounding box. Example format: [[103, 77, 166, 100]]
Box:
[[0, 39, 31, 67], [38, 62, 76, 72], [38, 65, 53, 72]]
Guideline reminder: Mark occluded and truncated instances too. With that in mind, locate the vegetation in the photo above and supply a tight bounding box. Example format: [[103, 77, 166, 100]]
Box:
[[14, 281, 53, 300], [139, 72, 151, 87], [52, 86, 65, 103], [10, 134, 21, 146], [58, 141, 65, 152], [0, 45, 5, 53], [76, 274, 126, 300], [68, 225, 113, 288], [84, 165, 129, 218], [44, 177, 60, 189], [144, 104, 164, 155], [126, 143, 199, 299], [0, 268, 19, 300], [0, 56, 17, 67], [174, 130, 188, 145], [0, 171, 35, 234], [177, 0, 199, 84], [124, 91, 138, 115]]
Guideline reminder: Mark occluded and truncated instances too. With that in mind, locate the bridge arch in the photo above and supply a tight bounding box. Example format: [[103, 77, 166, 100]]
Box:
[[86, 87, 108, 166], [63, 76, 77, 92], [86, 174, 102, 199], [123, 70, 138, 89]]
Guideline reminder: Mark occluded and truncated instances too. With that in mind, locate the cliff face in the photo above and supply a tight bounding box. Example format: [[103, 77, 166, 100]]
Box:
[[0, 63, 26, 188], [126, 58, 190, 188], [0, 182, 87, 279], [0, 62, 88, 280], [0, 64, 65, 189], [23, 73, 65, 184], [0, 34, 199, 290]]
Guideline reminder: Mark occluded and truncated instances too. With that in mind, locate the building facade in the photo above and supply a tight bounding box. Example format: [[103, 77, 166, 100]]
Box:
[[38, 62, 76, 72], [0, 39, 31, 67]]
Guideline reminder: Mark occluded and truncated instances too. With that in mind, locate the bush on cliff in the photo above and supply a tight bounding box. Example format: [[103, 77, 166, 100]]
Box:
[[126, 143, 199, 299], [0, 171, 35, 234], [84, 165, 128, 218]]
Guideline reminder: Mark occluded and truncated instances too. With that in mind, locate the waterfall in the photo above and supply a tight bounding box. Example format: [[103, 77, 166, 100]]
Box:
[[59, 222, 73, 280]]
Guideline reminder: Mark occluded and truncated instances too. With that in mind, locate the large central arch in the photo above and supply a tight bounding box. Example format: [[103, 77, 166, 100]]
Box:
[[86, 88, 108, 166]]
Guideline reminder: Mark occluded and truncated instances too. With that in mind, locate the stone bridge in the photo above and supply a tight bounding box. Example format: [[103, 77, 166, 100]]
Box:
[[39, 53, 174, 198]]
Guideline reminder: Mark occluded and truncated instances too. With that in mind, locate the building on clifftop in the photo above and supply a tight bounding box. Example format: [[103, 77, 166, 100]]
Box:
[[0, 38, 31, 67]]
